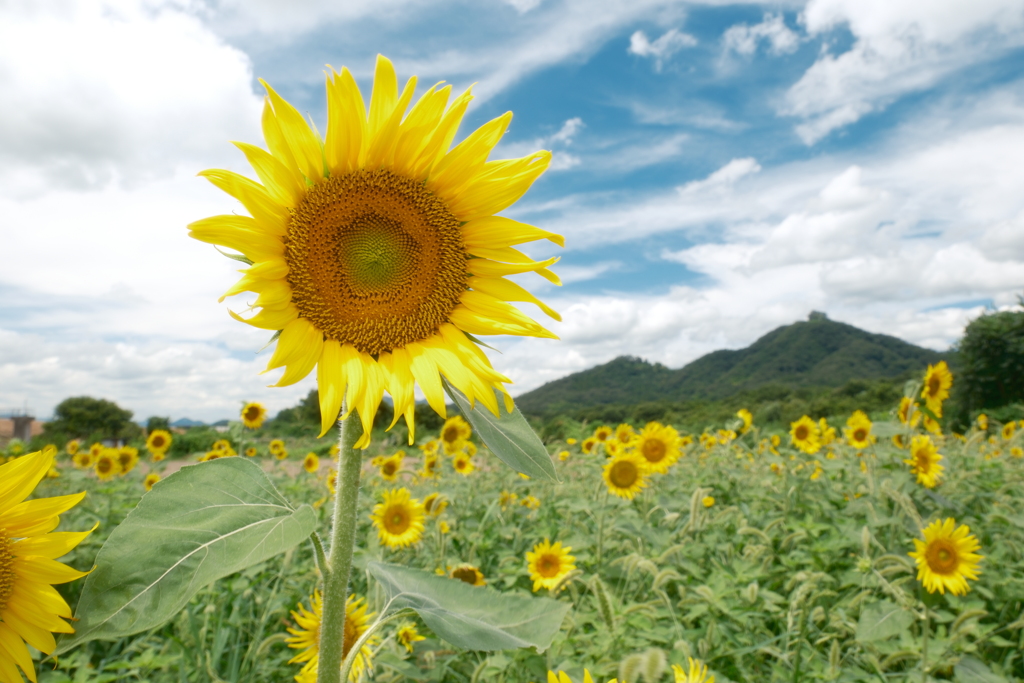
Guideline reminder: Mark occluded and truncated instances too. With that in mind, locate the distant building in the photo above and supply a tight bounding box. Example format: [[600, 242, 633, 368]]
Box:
[[0, 417, 45, 446]]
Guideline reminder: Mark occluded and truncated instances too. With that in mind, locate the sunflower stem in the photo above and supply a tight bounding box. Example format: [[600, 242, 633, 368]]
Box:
[[318, 413, 364, 683], [921, 597, 930, 683]]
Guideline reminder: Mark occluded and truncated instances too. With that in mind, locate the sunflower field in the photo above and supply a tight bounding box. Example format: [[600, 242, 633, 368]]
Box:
[[6, 361, 1024, 683]]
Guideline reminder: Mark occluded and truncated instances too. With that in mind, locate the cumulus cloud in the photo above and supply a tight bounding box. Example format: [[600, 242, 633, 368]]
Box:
[[722, 13, 800, 56], [628, 28, 698, 70], [0, 0, 262, 197], [782, 0, 1024, 143], [678, 157, 762, 195]]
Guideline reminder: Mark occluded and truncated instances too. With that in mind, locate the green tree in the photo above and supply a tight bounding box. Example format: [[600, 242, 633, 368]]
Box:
[[147, 416, 171, 433], [956, 308, 1024, 412], [43, 396, 138, 442]]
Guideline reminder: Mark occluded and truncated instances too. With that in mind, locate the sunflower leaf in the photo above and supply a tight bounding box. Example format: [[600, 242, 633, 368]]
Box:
[[56, 458, 316, 653], [855, 600, 913, 642], [443, 380, 557, 481], [367, 562, 569, 653]]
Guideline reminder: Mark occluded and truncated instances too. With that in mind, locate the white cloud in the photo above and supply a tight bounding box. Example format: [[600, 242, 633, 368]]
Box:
[[497, 117, 584, 171], [678, 157, 762, 194], [628, 28, 698, 70], [0, 0, 262, 197], [783, 0, 1024, 143], [723, 13, 800, 56]]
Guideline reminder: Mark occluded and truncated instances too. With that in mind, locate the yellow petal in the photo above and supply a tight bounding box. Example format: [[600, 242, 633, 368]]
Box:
[[14, 556, 89, 585], [410, 86, 475, 179], [381, 349, 417, 442], [428, 112, 512, 199], [469, 276, 561, 321], [325, 67, 366, 176], [2, 492, 86, 537], [228, 304, 298, 330], [367, 55, 398, 152], [198, 169, 289, 236], [0, 623, 35, 683], [265, 318, 323, 387], [231, 141, 303, 208], [458, 291, 557, 337], [406, 341, 446, 419], [447, 151, 551, 221], [466, 255, 560, 279], [391, 84, 450, 177], [365, 73, 417, 169], [260, 79, 324, 182], [0, 451, 52, 516], [316, 340, 345, 438], [189, 216, 285, 263], [12, 528, 93, 561], [462, 215, 564, 249]]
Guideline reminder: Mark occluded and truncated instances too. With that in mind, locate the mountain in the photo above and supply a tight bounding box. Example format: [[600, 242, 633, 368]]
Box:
[[171, 418, 206, 428], [515, 313, 949, 417]]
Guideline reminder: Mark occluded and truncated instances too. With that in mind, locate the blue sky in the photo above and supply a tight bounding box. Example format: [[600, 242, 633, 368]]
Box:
[[1, 0, 1023, 422]]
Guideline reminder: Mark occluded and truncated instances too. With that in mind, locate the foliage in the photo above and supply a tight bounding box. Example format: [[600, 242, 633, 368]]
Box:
[[517, 316, 949, 416], [146, 416, 171, 433], [955, 308, 1024, 415], [42, 396, 141, 444]]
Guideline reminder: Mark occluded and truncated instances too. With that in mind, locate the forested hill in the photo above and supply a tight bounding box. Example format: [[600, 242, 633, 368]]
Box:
[[515, 314, 949, 417]]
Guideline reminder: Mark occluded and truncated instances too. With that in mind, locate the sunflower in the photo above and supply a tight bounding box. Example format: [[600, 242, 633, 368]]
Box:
[[143, 473, 161, 491], [371, 488, 425, 548], [633, 422, 682, 474], [557, 449, 570, 461], [190, 56, 560, 449], [287, 590, 376, 683], [275, 448, 289, 461], [241, 402, 268, 429], [566, 437, 577, 445], [421, 452, 441, 479], [449, 563, 486, 586], [593, 426, 613, 443], [439, 520, 451, 534], [439, 416, 472, 455], [702, 496, 715, 508], [790, 416, 821, 454], [146, 429, 172, 454], [245, 446, 258, 457], [716, 429, 735, 445], [520, 495, 540, 510], [66, 439, 81, 456], [614, 423, 636, 444], [897, 397, 921, 427], [499, 490, 518, 509], [737, 409, 753, 434], [423, 493, 447, 517], [72, 451, 95, 469], [581, 437, 597, 454], [0, 450, 92, 683], [302, 452, 320, 473], [1011, 447, 1023, 458], [1002, 422, 1017, 440], [548, 670, 606, 683], [844, 411, 873, 450], [603, 451, 649, 500], [326, 469, 338, 495], [904, 435, 944, 488], [673, 658, 714, 683], [378, 452, 403, 481], [909, 518, 982, 595], [819, 418, 837, 445], [94, 449, 121, 481], [921, 361, 953, 416], [976, 413, 988, 431], [117, 446, 140, 475], [269, 438, 286, 456], [527, 539, 575, 592], [452, 453, 475, 475], [395, 623, 426, 652]]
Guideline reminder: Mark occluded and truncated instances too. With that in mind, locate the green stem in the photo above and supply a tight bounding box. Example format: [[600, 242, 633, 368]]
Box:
[[921, 600, 929, 683], [317, 414, 364, 683], [339, 608, 416, 682]]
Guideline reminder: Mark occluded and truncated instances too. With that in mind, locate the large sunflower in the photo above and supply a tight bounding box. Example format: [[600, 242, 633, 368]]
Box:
[[904, 435, 944, 488], [909, 518, 982, 595], [526, 539, 575, 592], [844, 411, 873, 450], [190, 55, 560, 448], [603, 451, 650, 500], [287, 590, 376, 683], [370, 488, 425, 549], [633, 422, 682, 473], [241, 402, 268, 429], [673, 658, 714, 683], [146, 429, 172, 454], [449, 563, 486, 586], [0, 451, 92, 683], [921, 361, 952, 416], [790, 416, 821, 455]]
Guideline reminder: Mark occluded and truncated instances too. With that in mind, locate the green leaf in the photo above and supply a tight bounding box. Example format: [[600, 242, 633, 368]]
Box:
[[955, 656, 1007, 683], [443, 380, 557, 481], [214, 246, 254, 265], [57, 458, 316, 653], [855, 600, 914, 642], [367, 562, 569, 653], [869, 421, 904, 437]]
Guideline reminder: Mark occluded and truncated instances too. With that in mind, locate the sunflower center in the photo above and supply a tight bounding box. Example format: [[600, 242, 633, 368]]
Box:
[[452, 567, 479, 584], [0, 532, 13, 613], [853, 428, 867, 442], [927, 376, 941, 396], [795, 426, 808, 440], [641, 439, 667, 463], [916, 452, 930, 470], [385, 507, 410, 534], [609, 460, 639, 488], [382, 463, 396, 476], [97, 458, 111, 474], [926, 540, 960, 574], [152, 436, 165, 448], [245, 406, 261, 420], [442, 426, 460, 443], [537, 554, 561, 577], [286, 169, 467, 355]]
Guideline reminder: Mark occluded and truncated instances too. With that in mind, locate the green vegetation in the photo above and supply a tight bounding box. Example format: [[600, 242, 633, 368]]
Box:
[[955, 308, 1024, 423], [41, 396, 141, 445]]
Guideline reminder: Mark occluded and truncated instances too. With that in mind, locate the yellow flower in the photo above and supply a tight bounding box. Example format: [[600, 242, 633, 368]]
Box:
[[526, 539, 575, 592], [117, 446, 140, 475], [581, 437, 597, 454], [897, 397, 921, 427], [378, 452, 404, 481], [923, 414, 942, 435], [790, 416, 821, 454], [0, 450, 92, 681], [548, 670, 612, 683], [558, 449, 570, 461], [438, 520, 451, 534], [844, 411, 873, 450], [909, 518, 982, 595], [593, 426, 613, 442], [326, 469, 338, 495], [566, 438, 577, 445], [1002, 422, 1017, 440], [94, 449, 122, 480], [72, 451, 95, 469], [976, 413, 988, 431], [423, 492, 448, 517], [146, 429, 172, 454], [371, 488, 425, 548], [287, 590, 376, 682], [241, 401, 267, 429], [421, 452, 441, 479], [614, 423, 636, 444], [716, 429, 736, 445], [520, 495, 540, 510], [770, 462, 783, 476], [303, 452, 320, 473], [904, 435, 944, 488], [275, 448, 289, 461], [1011, 447, 1023, 458], [143, 473, 161, 491], [633, 422, 682, 473], [245, 446, 258, 457], [452, 453, 475, 475], [396, 623, 426, 652], [440, 416, 472, 455], [190, 56, 560, 449], [269, 438, 286, 455], [672, 658, 714, 683], [702, 496, 715, 508], [921, 361, 952, 416], [602, 451, 650, 500], [737, 409, 753, 434], [329, 444, 340, 459], [449, 563, 486, 586], [499, 490, 518, 509], [819, 418, 837, 445]]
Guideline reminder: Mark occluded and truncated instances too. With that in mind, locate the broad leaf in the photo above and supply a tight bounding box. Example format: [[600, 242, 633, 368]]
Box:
[[855, 600, 913, 642], [956, 656, 1007, 683], [368, 562, 569, 652], [443, 381, 557, 481], [58, 458, 316, 652]]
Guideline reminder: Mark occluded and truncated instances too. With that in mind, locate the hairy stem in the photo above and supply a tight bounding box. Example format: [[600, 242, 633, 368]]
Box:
[[317, 414, 364, 683]]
